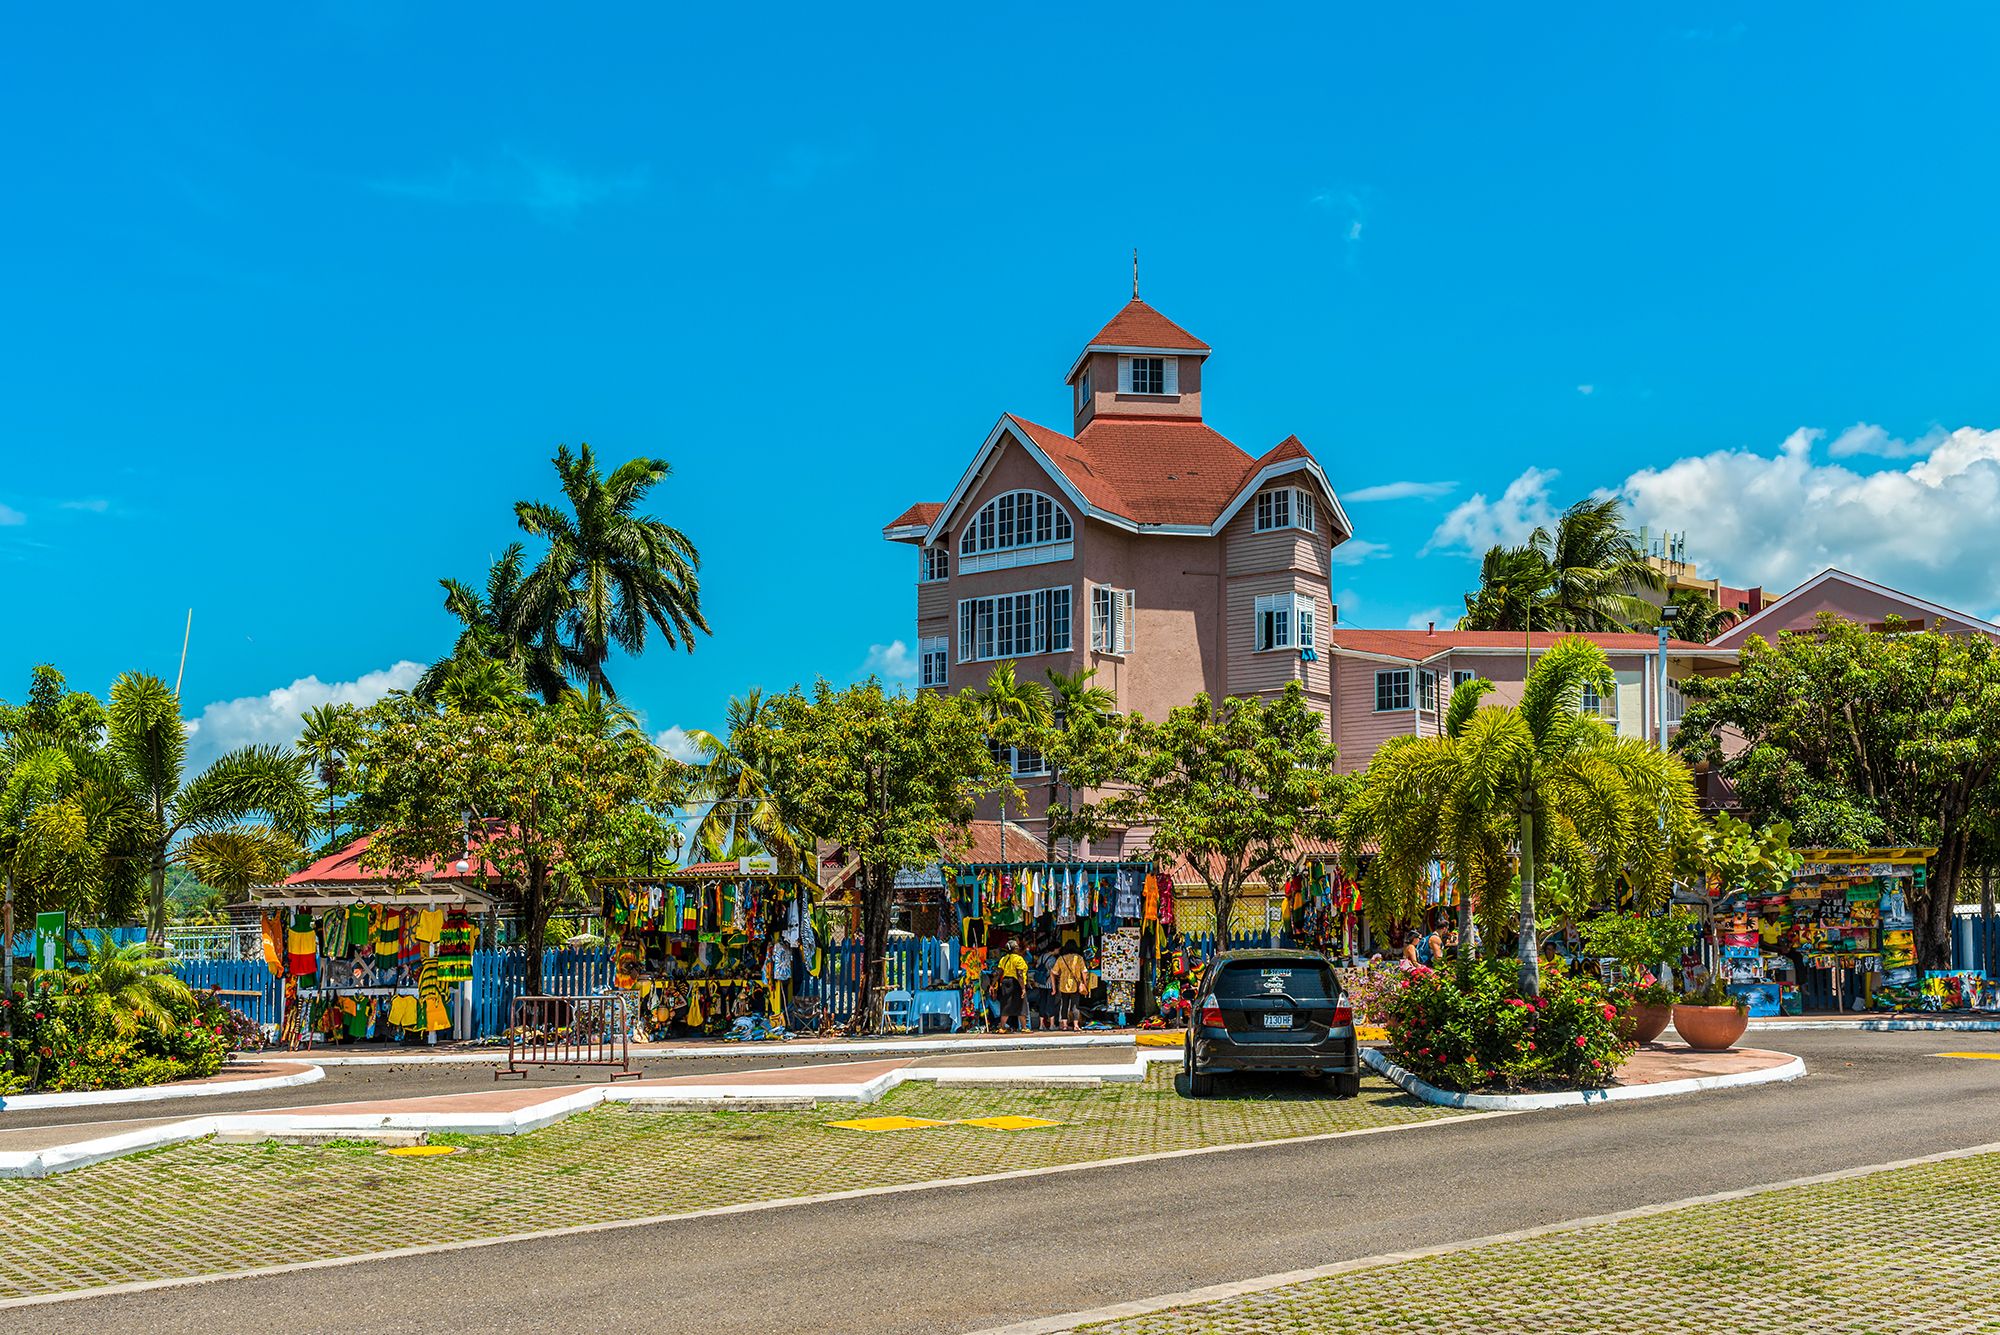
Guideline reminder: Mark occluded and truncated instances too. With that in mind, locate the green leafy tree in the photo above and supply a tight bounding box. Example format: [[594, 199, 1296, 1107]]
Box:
[[1060, 682, 1343, 949], [1676, 615, 2000, 967], [297, 702, 363, 855], [1442, 638, 1700, 995], [749, 680, 1003, 1032], [684, 690, 806, 872], [1458, 497, 1662, 632], [1666, 589, 1738, 644], [969, 662, 1052, 854], [353, 693, 667, 995], [514, 443, 710, 702], [1041, 666, 1117, 853]]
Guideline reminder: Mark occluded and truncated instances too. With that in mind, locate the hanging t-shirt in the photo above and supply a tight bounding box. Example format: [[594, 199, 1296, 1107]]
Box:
[[1114, 870, 1142, 920], [346, 903, 371, 951], [285, 910, 318, 984]]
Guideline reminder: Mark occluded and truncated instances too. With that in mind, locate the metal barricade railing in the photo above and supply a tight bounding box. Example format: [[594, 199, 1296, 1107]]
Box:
[[498, 994, 641, 1081]]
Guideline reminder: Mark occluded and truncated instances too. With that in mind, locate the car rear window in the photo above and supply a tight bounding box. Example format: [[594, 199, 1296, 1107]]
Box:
[[1211, 963, 1336, 1000]]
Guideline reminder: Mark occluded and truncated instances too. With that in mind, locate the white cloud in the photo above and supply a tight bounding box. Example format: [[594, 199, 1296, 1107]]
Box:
[[1826, 421, 1943, 460], [861, 640, 918, 681], [0, 502, 22, 526], [1406, 606, 1449, 631], [59, 498, 110, 513], [1422, 466, 1561, 555], [369, 149, 649, 220], [1576, 384, 1596, 396], [1619, 424, 2000, 615], [654, 725, 704, 764], [184, 661, 421, 769], [1330, 538, 1390, 566], [1344, 480, 1456, 503], [1333, 587, 1362, 622]]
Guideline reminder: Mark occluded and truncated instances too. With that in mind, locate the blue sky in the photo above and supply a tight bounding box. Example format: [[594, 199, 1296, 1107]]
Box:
[[6, 4, 2000, 762]]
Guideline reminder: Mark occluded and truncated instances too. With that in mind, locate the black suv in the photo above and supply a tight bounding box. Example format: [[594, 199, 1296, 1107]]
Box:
[[1182, 949, 1359, 1098]]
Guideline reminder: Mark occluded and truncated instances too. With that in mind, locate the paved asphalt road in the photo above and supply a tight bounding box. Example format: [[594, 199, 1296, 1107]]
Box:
[[12, 1029, 2000, 1334]]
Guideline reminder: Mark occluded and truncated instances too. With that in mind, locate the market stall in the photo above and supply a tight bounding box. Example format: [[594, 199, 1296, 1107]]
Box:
[[1711, 847, 1937, 1015], [254, 890, 489, 1046], [600, 862, 827, 1041], [946, 860, 1166, 1028]]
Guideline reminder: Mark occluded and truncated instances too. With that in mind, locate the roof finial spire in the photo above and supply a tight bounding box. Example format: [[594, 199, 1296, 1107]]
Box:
[[1132, 247, 1140, 299]]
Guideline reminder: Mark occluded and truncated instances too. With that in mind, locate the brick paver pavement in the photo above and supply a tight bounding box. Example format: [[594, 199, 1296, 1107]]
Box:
[[1078, 1150, 2000, 1333], [0, 1069, 1459, 1299]]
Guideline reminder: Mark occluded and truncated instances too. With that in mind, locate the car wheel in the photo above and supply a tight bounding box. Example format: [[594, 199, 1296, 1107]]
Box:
[[1183, 1039, 1216, 1098], [1332, 1072, 1361, 1098]]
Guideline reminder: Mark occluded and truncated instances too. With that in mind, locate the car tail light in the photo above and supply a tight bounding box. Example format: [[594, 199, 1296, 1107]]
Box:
[[1332, 1004, 1353, 1026], [1199, 997, 1225, 1028]]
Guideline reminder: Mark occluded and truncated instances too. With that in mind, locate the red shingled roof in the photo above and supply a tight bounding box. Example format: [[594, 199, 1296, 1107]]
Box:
[[1085, 298, 1209, 352], [1327, 628, 1721, 661], [1006, 413, 1314, 529], [884, 501, 942, 534]]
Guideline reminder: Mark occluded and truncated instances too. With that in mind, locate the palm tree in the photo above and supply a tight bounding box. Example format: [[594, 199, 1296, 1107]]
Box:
[[1666, 589, 1738, 644], [178, 825, 303, 905], [105, 673, 317, 944], [969, 663, 1052, 859], [515, 444, 709, 702], [1458, 499, 1662, 633], [297, 703, 361, 853], [65, 937, 193, 1026], [428, 657, 533, 715], [683, 691, 806, 873], [417, 545, 572, 705], [1043, 667, 1115, 855], [1455, 638, 1699, 994]]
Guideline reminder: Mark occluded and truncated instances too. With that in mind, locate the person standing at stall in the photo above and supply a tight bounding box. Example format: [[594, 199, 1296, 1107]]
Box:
[[1051, 943, 1090, 1031], [995, 939, 1029, 1033], [1029, 937, 1057, 1031]]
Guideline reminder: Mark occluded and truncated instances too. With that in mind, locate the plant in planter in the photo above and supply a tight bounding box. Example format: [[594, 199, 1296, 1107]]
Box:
[[1673, 973, 1750, 1051], [1579, 910, 1700, 1045], [1375, 959, 1634, 1092]]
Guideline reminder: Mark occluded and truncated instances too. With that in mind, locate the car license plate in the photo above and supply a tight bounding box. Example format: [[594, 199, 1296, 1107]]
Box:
[[1262, 1013, 1291, 1029]]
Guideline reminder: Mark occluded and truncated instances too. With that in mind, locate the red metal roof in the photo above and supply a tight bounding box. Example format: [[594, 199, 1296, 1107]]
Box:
[[283, 832, 498, 887], [1084, 298, 1210, 352], [1327, 628, 1721, 661]]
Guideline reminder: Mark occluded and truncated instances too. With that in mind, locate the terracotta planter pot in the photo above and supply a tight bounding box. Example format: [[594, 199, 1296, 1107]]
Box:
[[1672, 1003, 1749, 1052], [1619, 1002, 1672, 1045]]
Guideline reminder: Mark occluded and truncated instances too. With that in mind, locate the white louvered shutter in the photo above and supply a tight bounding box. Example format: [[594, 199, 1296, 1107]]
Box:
[[1162, 357, 1178, 395]]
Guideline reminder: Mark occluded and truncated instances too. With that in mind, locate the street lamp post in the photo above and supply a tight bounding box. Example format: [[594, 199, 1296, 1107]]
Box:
[[1657, 604, 1679, 751]]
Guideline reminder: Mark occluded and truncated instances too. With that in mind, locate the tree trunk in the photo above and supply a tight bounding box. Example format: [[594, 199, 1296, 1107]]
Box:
[[523, 865, 548, 996], [147, 856, 169, 946], [1211, 881, 1234, 951], [1516, 808, 1540, 997], [1918, 839, 1965, 971], [857, 863, 891, 1034]]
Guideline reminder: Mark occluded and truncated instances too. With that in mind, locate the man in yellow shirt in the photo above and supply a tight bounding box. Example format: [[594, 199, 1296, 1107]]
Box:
[[994, 940, 1029, 1033]]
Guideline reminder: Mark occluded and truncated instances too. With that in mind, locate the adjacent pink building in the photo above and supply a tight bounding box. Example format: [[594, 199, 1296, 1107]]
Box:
[[1709, 567, 2000, 649], [884, 297, 1354, 794]]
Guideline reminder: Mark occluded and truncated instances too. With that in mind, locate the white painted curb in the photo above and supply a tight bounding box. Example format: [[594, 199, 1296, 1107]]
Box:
[[284, 1031, 1140, 1066], [1362, 1046, 1806, 1111], [0, 1062, 323, 1113]]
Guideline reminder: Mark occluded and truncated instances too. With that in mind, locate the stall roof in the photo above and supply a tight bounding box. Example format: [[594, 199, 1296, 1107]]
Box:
[[252, 829, 507, 906]]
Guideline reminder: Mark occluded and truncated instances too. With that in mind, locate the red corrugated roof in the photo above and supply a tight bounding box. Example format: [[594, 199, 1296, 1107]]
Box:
[[1085, 298, 1209, 352], [1328, 628, 1720, 660], [283, 832, 498, 887]]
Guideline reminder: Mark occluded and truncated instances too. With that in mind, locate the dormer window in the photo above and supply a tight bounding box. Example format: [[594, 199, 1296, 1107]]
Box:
[[1075, 365, 1092, 410], [1254, 486, 1317, 534], [1118, 355, 1177, 396]]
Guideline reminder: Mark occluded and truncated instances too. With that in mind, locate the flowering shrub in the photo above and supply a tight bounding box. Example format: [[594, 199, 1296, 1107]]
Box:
[[2, 972, 243, 1094], [1335, 960, 1406, 1029], [1374, 959, 1634, 1091]]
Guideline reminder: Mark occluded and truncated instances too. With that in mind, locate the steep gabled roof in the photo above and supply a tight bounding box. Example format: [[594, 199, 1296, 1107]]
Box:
[[882, 501, 943, 540], [1084, 298, 1210, 354], [1709, 567, 2000, 648]]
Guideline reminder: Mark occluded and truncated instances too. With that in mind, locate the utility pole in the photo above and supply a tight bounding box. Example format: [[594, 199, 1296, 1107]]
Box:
[[3, 873, 13, 1043], [1657, 604, 1678, 751]]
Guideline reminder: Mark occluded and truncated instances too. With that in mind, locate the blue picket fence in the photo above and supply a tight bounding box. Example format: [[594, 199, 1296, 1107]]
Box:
[[175, 958, 289, 1027]]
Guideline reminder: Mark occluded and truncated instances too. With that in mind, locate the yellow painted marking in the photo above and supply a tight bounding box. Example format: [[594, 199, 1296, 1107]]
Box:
[[1932, 1052, 2000, 1061], [378, 1144, 463, 1157], [1356, 1024, 1388, 1043], [958, 1115, 1064, 1131], [823, 1115, 953, 1132], [1136, 1032, 1183, 1048]]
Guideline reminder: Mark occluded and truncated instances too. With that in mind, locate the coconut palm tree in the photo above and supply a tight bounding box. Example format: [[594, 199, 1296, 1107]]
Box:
[[1042, 667, 1116, 854], [297, 702, 361, 854], [514, 444, 709, 703], [1665, 589, 1739, 644], [66, 937, 193, 1026], [428, 657, 533, 715], [683, 691, 806, 873], [968, 663, 1052, 859], [105, 673, 317, 944], [417, 545, 573, 705], [1458, 498, 1662, 633]]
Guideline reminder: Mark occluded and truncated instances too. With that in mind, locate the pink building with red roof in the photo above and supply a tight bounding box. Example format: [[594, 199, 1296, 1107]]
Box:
[[885, 297, 1355, 789]]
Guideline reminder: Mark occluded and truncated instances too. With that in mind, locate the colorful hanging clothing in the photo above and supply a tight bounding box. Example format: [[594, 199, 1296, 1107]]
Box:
[[374, 907, 402, 963], [285, 910, 318, 985], [436, 911, 475, 983], [346, 902, 371, 951], [262, 911, 285, 977], [413, 908, 444, 944], [416, 960, 452, 1032]]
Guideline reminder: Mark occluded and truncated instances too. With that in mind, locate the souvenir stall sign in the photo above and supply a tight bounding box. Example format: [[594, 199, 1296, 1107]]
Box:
[[1713, 848, 1936, 1014], [945, 861, 1164, 1026], [252, 888, 491, 1047], [600, 866, 825, 1041]]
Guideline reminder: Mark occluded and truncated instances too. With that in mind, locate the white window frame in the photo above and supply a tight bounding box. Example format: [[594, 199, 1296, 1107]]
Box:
[[989, 740, 1051, 779], [1091, 585, 1136, 655], [918, 636, 950, 689], [1254, 486, 1318, 534], [1452, 668, 1478, 692], [956, 586, 1071, 664], [1253, 592, 1317, 652], [920, 546, 948, 584], [958, 489, 1075, 574], [1076, 364, 1092, 410], [1375, 668, 1413, 712], [1580, 681, 1618, 722], [1664, 677, 1686, 726], [1419, 669, 1438, 712], [1117, 355, 1177, 396]]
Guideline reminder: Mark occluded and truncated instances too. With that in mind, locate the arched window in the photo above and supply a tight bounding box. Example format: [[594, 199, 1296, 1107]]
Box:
[[958, 489, 1074, 571]]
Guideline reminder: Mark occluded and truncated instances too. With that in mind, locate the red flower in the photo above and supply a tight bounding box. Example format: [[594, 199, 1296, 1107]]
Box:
[[1602, 1005, 1615, 1021], [1526, 1041, 1536, 1050], [1575, 1035, 1588, 1047]]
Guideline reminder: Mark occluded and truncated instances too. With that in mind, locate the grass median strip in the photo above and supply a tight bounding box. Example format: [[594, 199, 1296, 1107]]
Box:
[[0, 1069, 1459, 1299], [1073, 1149, 2000, 1334]]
